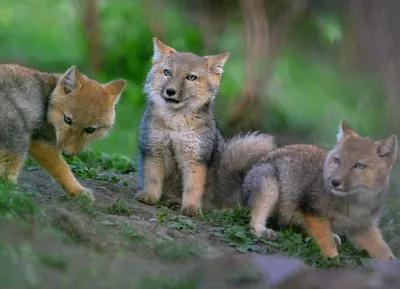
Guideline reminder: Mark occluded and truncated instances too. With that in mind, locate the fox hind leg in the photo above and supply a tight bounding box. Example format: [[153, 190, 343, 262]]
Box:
[[243, 164, 279, 240], [0, 149, 26, 184]]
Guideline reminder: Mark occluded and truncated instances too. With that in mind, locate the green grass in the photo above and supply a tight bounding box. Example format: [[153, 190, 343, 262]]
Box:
[[154, 239, 205, 262], [196, 206, 369, 269], [139, 276, 197, 289], [0, 180, 39, 220], [107, 198, 132, 216], [68, 194, 96, 217]]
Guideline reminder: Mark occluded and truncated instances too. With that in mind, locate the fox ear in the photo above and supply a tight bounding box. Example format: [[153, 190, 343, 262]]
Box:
[[205, 51, 230, 74], [337, 120, 358, 143], [377, 134, 398, 162], [104, 79, 126, 105], [60, 65, 82, 94], [153, 37, 176, 62]]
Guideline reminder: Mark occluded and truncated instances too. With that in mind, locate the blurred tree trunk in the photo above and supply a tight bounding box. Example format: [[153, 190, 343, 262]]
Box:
[[350, 0, 400, 133], [83, 0, 101, 75], [227, 0, 308, 133]]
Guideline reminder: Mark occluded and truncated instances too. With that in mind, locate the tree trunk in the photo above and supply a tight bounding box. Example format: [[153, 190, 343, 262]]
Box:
[[226, 0, 308, 134], [83, 0, 101, 75]]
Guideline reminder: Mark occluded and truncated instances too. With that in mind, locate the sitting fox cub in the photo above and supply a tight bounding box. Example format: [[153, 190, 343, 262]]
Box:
[[136, 38, 276, 216], [0, 64, 126, 199], [243, 120, 397, 260]]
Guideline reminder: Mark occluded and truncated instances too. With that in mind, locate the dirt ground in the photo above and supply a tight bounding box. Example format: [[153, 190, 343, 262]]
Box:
[[0, 167, 399, 289]]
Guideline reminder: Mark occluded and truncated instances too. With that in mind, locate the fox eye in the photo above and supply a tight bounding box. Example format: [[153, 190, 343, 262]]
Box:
[[164, 69, 172, 76], [186, 75, 197, 81], [333, 157, 340, 165], [354, 163, 365, 169], [64, 115, 72, 125], [84, 127, 96, 134]]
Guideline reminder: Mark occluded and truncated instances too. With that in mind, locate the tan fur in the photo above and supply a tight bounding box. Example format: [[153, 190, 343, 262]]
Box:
[[243, 120, 397, 260], [137, 38, 276, 216], [303, 215, 338, 258], [136, 157, 165, 204], [0, 150, 23, 183], [181, 163, 207, 216], [29, 141, 92, 198], [0, 64, 126, 198], [349, 226, 395, 260]]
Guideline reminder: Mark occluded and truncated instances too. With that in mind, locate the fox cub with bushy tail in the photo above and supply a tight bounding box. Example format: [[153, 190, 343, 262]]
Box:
[[136, 38, 276, 216], [0, 64, 126, 199], [243, 120, 397, 260]]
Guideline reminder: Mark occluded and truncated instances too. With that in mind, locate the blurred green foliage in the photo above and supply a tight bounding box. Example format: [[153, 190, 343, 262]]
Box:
[[0, 0, 387, 158]]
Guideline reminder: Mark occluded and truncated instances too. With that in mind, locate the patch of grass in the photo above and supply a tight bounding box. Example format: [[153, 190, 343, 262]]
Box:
[[0, 180, 39, 220], [156, 210, 197, 232], [77, 150, 135, 173], [65, 157, 98, 179], [69, 194, 96, 217], [107, 198, 132, 216], [200, 205, 369, 268], [154, 239, 205, 262], [139, 276, 197, 289], [119, 222, 147, 243], [39, 252, 68, 272]]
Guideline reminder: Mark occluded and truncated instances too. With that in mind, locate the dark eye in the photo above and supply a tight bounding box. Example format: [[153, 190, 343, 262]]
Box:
[[333, 157, 340, 165], [64, 115, 72, 125], [84, 127, 96, 134], [186, 75, 197, 81], [354, 163, 365, 169], [164, 69, 172, 76]]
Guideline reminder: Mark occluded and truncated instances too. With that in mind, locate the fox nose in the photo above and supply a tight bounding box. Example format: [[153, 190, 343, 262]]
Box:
[[62, 150, 74, 158], [331, 179, 341, 188], [166, 88, 176, 96]]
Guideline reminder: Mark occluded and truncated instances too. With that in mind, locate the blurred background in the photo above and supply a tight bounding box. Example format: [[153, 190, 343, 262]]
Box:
[[1, 0, 399, 160]]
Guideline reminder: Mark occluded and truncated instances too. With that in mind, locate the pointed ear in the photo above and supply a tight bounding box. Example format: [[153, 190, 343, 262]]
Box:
[[337, 120, 358, 143], [377, 134, 397, 162], [204, 51, 230, 74], [153, 37, 176, 62], [60, 65, 82, 94], [104, 79, 126, 105]]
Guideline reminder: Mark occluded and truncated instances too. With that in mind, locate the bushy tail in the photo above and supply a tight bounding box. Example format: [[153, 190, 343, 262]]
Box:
[[220, 131, 276, 174], [212, 132, 276, 208]]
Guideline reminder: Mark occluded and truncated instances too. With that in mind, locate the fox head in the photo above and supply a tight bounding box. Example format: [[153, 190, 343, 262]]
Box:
[[324, 120, 397, 199], [48, 66, 126, 157], [144, 37, 229, 111]]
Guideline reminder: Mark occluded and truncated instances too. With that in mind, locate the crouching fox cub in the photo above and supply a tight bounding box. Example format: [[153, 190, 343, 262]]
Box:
[[243, 120, 397, 260], [0, 64, 126, 199], [136, 38, 276, 216]]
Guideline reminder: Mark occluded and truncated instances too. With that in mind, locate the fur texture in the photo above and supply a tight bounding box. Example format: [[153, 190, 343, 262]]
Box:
[[0, 64, 126, 198], [136, 38, 276, 216], [243, 120, 397, 260]]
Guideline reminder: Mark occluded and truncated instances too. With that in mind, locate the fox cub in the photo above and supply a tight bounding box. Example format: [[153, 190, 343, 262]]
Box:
[[0, 64, 125, 199], [243, 120, 397, 260], [136, 38, 276, 216]]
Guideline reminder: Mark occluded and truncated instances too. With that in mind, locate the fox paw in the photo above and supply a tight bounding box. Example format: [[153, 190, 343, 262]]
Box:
[[69, 186, 95, 202], [251, 227, 277, 240], [181, 204, 202, 217], [135, 190, 159, 205]]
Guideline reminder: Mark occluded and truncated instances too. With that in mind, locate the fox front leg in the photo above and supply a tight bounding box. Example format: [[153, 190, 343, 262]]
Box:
[[180, 162, 207, 217], [29, 141, 94, 200], [136, 156, 165, 205]]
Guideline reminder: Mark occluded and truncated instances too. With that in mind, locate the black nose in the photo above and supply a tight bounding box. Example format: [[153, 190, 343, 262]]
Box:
[[331, 179, 341, 188], [166, 88, 176, 96], [62, 151, 73, 158]]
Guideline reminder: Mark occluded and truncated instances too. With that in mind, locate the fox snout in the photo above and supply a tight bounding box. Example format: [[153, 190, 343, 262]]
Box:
[[331, 179, 341, 188], [162, 86, 182, 104], [61, 150, 77, 158]]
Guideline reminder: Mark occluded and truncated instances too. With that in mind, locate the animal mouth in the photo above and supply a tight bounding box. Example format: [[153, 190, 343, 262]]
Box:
[[330, 189, 347, 196], [163, 97, 180, 104]]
